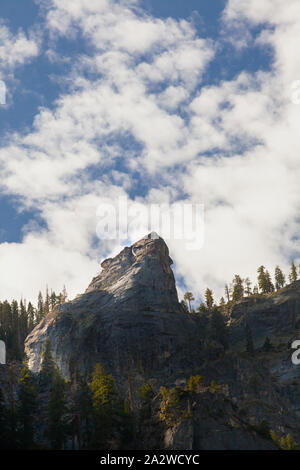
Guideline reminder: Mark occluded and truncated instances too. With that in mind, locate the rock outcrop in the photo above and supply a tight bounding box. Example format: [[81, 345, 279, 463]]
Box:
[[25, 234, 202, 383], [24, 234, 300, 449], [229, 281, 300, 417]]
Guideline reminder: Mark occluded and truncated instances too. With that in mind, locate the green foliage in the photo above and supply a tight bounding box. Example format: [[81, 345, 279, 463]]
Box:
[[208, 308, 228, 350], [89, 363, 123, 449], [205, 288, 214, 311], [253, 285, 259, 295], [275, 266, 286, 290], [137, 383, 154, 423], [219, 296, 226, 314], [159, 386, 182, 424], [289, 262, 298, 283], [270, 429, 279, 446], [209, 380, 220, 394], [0, 285, 69, 362], [90, 363, 118, 411], [180, 300, 189, 313], [39, 339, 57, 386], [137, 382, 154, 403], [280, 436, 287, 449], [17, 363, 38, 449], [274, 433, 298, 450], [47, 370, 69, 449], [37, 291, 44, 324], [257, 266, 274, 294], [286, 433, 297, 450], [232, 275, 244, 302], [244, 277, 252, 296], [76, 375, 94, 449], [183, 292, 195, 313], [185, 375, 203, 393], [197, 302, 208, 316]]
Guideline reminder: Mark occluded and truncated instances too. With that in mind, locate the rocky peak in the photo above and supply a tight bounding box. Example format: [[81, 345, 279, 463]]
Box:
[[25, 234, 194, 379], [85, 233, 180, 313]]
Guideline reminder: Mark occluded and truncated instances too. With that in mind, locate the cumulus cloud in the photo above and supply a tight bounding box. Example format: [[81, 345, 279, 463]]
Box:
[[0, 24, 39, 72], [171, 0, 300, 299], [0, 0, 215, 301], [1, 0, 300, 306]]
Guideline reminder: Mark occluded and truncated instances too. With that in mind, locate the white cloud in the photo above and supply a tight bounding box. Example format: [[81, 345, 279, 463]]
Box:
[[0, 22, 39, 109], [0, 24, 39, 72], [1, 0, 300, 307], [0, 0, 216, 301], [156, 86, 189, 111]]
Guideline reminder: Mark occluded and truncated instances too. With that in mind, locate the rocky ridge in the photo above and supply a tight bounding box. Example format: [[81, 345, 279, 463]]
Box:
[[25, 234, 202, 383], [23, 234, 300, 449]]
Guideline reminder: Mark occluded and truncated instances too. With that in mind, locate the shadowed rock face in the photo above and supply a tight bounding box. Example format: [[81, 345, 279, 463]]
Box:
[[21, 236, 300, 449], [25, 234, 200, 381], [229, 280, 300, 415]]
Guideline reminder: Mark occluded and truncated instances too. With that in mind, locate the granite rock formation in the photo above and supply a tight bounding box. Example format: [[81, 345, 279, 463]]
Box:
[[23, 234, 300, 449], [25, 234, 201, 383], [229, 281, 300, 417]]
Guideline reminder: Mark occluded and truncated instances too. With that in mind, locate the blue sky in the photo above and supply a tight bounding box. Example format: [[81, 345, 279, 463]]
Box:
[[0, 0, 271, 242], [0, 0, 299, 303]]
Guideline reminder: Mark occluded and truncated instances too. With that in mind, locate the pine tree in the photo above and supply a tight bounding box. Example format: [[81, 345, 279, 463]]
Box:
[[186, 375, 203, 393], [44, 286, 50, 315], [275, 266, 286, 290], [257, 266, 274, 294], [37, 291, 44, 323], [209, 380, 220, 393], [205, 288, 214, 311], [50, 291, 57, 311], [11, 300, 22, 360], [180, 300, 189, 313], [265, 270, 275, 293], [18, 363, 38, 449], [197, 302, 208, 315], [289, 262, 298, 283], [78, 376, 93, 449], [19, 299, 28, 345], [244, 277, 252, 296], [0, 301, 11, 360], [90, 363, 120, 448], [90, 364, 118, 411], [219, 297, 226, 314], [183, 292, 195, 313], [257, 266, 267, 293], [232, 275, 244, 302], [68, 360, 87, 449], [224, 284, 232, 303], [286, 433, 296, 450], [208, 308, 228, 350], [270, 429, 279, 446], [280, 436, 286, 449], [27, 302, 35, 331], [47, 370, 68, 449], [39, 339, 56, 387]]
